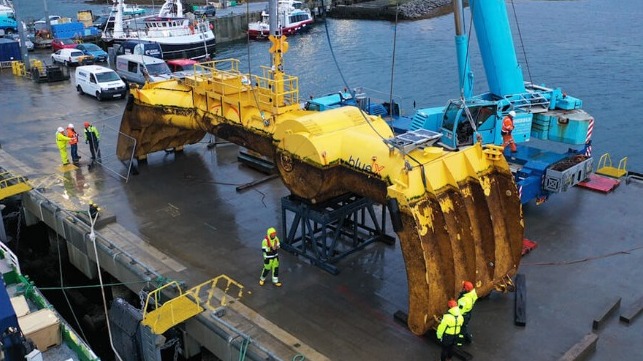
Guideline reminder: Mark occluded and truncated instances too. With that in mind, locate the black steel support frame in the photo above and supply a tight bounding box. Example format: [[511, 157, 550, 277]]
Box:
[[280, 193, 395, 275]]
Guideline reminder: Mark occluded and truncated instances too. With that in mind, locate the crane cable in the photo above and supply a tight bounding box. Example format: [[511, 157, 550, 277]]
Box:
[[509, 0, 533, 85], [387, 1, 399, 119], [320, 0, 426, 171], [244, 0, 268, 125], [458, 4, 479, 140]]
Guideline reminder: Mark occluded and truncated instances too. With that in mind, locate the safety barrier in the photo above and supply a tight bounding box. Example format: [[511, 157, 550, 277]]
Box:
[[596, 153, 628, 178], [141, 275, 244, 334]]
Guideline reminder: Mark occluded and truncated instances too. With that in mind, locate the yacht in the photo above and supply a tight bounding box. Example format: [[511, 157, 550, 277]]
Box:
[[102, 0, 216, 60]]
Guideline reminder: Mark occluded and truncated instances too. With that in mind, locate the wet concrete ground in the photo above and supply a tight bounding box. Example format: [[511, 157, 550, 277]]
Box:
[[1, 59, 643, 360]]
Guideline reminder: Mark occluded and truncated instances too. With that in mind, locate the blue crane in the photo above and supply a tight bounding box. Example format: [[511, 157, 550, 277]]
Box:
[[307, 0, 595, 204], [405, 0, 595, 204]]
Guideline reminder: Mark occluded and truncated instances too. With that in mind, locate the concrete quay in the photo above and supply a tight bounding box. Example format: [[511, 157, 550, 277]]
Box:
[[2, 39, 643, 361]]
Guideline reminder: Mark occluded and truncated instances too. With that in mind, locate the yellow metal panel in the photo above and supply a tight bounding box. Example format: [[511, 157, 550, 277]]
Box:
[[141, 295, 203, 335], [0, 183, 32, 200], [0, 170, 32, 200]]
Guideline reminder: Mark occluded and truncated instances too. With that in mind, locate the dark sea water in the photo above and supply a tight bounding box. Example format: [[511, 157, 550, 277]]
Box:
[[12, 0, 643, 169], [216, 0, 643, 172]]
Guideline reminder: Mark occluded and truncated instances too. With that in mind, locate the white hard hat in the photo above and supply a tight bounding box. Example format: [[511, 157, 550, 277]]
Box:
[[57, 127, 64, 132], [508, 111, 516, 117], [68, 123, 74, 128]]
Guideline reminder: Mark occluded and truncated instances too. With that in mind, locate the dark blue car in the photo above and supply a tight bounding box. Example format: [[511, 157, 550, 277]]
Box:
[[76, 43, 108, 63]]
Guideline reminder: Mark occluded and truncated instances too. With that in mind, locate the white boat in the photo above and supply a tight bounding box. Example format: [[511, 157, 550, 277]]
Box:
[[248, 0, 314, 39], [102, 0, 216, 60], [120, 3, 146, 16], [0, 241, 99, 360]]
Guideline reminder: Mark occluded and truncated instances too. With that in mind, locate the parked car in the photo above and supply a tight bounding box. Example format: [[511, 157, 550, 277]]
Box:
[[51, 48, 93, 66], [51, 38, 77, 51], [167, 58, 201, 78], [194, 5, 216, 17], [75, 65, 127, 101], [76, 43, 108, 62], [166, 58, 198, 72], [34, 15, 62, 26]]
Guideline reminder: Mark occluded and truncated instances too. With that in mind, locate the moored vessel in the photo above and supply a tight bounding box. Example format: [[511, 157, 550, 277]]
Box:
[[248, 0, 313, 39], [102, 0, 215, 60]]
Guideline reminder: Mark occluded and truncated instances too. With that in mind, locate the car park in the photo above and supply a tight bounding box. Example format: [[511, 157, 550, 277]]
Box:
[[75, 65, 127, 101], [76, 43, 108, 62], [115, 54, 172, 85], [51, 48, 93, 66], [51, 38, 77, 51]]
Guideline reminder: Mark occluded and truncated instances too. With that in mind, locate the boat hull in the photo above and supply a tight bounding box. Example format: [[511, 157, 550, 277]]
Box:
[[248, 19, 314, 39], [156, 37, 216, 60]]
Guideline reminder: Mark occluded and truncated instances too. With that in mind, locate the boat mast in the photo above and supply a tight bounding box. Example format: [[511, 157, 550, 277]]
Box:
[[113, 0, 124, 39]]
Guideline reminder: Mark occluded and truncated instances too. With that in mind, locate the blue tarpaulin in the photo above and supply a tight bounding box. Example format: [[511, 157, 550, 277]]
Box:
[[0, 279, 19, 335], [0, 38, 21, 62]]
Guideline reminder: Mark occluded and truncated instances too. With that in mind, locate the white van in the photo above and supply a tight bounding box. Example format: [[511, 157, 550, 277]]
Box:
[[115, 54, 172, 85], [75, 65, 127, 101]]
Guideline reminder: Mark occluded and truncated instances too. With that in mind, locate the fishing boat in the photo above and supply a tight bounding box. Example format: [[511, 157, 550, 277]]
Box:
[[248, 0, 314, 39], [0, 241, 99, 360], [102, 0, 216, 60]]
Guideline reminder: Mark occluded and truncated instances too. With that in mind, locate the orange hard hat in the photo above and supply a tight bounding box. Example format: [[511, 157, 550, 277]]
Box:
[[447, 299, 457, 309], [84, 122, 90, 127], [463, 281, 474, 292]]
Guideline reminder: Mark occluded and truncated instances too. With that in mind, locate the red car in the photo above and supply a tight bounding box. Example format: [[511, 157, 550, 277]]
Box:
[[51, 38, 77, 52]]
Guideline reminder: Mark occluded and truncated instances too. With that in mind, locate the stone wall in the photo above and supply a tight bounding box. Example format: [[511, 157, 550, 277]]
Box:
[[212, 11, 262, 43], [329, 0, 452, 21]]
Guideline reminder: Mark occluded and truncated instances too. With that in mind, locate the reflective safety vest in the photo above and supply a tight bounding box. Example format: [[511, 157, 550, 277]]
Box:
[[436, 307, 463, 339], [501, 116, 514, 134], [458, 289, 478, 314], [262, 235, 280, 260], [67, 128, 79, 145], [84, 125, 100, 142], [56, 132, 71, 150]]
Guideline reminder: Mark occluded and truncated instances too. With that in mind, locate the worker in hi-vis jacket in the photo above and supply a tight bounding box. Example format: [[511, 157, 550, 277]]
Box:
[[501, 110, 518, 152], [56, 127, 72, 165], [457, 281, 478, 344], [259, 227, 282, 287], [436, 299, 464, 361]]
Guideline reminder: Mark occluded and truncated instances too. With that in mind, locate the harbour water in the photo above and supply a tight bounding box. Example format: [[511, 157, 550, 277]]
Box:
[[213, 0, 643, 172]]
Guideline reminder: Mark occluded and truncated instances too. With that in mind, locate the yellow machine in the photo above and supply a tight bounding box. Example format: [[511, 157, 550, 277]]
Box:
[[117, 35, 523, 335]]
